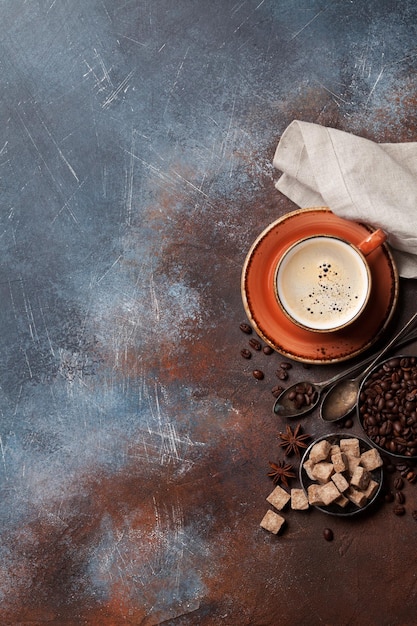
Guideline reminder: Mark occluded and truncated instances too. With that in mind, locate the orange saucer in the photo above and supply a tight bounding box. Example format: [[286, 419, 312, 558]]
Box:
[[241, 208, 399, 364]]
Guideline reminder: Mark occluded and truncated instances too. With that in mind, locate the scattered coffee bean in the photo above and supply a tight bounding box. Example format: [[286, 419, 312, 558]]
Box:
[[239, 322, 252, 334], [396, 462, 409, 474], [252, 369, 264, 380], [359, 356, 417, 457], [338, 417, 352, 429], [400, 466, 412, 478], [240, 348, 252, 360], [394, 477, 404, 490], [249, 338, 262, 351], [323, 528, 334, 541], [271, 385, 284, 398], [396, 491, 405, 504], [406, 470, 417, 483], [280, 362, 293, 370], [263, 345, 273, 355], [276, 369, 289, 381], [393, 504, 406, 516]]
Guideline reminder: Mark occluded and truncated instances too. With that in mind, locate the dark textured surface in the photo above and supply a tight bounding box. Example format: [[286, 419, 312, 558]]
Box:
[[1, 1, 417, 624]]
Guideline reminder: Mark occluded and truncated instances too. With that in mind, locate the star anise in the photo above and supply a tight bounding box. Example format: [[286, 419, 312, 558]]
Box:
[[278, 424, 311, 457], [267, 460, 296, 487]]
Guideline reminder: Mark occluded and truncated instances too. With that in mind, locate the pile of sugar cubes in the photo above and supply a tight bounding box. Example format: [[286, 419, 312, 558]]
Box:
[[260, 437, 383, 535]]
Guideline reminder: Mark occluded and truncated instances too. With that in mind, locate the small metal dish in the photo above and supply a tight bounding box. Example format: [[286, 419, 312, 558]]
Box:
[[357, 355, 417, 461], [299, 433, 383, 517]]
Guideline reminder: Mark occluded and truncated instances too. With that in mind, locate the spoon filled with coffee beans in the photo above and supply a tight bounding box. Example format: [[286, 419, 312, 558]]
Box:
[[273, 312, 417, 419]]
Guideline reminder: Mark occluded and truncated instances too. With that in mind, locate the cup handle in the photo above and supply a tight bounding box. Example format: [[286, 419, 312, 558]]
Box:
[[356, 228, 386, 256]]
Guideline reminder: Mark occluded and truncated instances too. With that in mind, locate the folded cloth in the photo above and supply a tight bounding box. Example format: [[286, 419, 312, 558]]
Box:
[[273, 120, 417, 278]]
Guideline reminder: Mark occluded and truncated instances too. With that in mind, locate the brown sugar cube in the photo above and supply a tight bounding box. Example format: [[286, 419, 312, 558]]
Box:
[[335, 493, 349, 508], [363, 479, 379, 500], [345, 452, 361, 476], [307, 484, 325, 506], [291, 488, 309, 510], [320, 481, 341, 506], [346, 487, 368, 507], [331, 450, 347, 473], [331, 472, 349, 493], [309, 439, 332, 463], [260, 510, 286, 534], [360, 448, 383, 471], [340, 438, 360, 457], [266, 485, 291, 511], [350, 465, 371, 490], [330, 444, 341, 455], [303, 458, 316, 480], [311, 461, 334, 484]]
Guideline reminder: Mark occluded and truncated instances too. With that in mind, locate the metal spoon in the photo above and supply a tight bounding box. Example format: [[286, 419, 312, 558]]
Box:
[[273, 313, 417, 419]]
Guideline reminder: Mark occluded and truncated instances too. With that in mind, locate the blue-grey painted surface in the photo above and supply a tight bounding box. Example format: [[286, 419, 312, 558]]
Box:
[[1, 1, 417, 624]]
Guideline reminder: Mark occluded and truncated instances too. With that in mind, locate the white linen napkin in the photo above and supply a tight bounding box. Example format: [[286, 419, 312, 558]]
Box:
[[273, 120, 417, 278]]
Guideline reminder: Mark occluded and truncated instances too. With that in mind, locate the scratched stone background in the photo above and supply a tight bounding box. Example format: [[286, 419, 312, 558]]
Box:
[[1, 1, 417, 624]]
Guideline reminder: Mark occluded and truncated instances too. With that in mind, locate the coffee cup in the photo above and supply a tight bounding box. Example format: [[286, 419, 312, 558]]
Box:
[[274, 229, 386, 333]]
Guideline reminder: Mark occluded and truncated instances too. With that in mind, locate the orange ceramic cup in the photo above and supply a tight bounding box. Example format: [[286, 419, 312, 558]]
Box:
[[275, 228, 386, 333]]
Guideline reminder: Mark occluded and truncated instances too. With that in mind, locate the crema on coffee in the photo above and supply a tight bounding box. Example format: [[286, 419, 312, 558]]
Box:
[[276, 236, 371, 331]]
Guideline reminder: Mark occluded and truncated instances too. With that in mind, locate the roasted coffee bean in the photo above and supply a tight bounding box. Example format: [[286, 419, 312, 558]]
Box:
[[252, 369, 264, 380], [276, 369, 289, 381], [396, 491, 405, 504], [240, 348, 252, 359], [396, 462, 409, 473], [249, 338, 262, 351], [263, 345, 273, 355], [271, 385, 284, 398], [295, 392, 305, 405], [393, 505, 406, 516], [380, 421, 392, 436], [280, 362, 293, 370], [394, 477, 404, 490], [344, 418, 353, 429], [406, 470, 417, 483], [239, 322, 252, 334], [323, 528, 334, 542]]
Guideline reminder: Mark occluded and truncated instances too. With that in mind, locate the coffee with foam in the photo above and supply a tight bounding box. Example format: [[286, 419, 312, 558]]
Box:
[[275, 236, 371, 332]]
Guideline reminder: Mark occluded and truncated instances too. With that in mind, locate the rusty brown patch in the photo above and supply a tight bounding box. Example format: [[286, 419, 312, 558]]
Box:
[[0, 424, 278, 625]]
